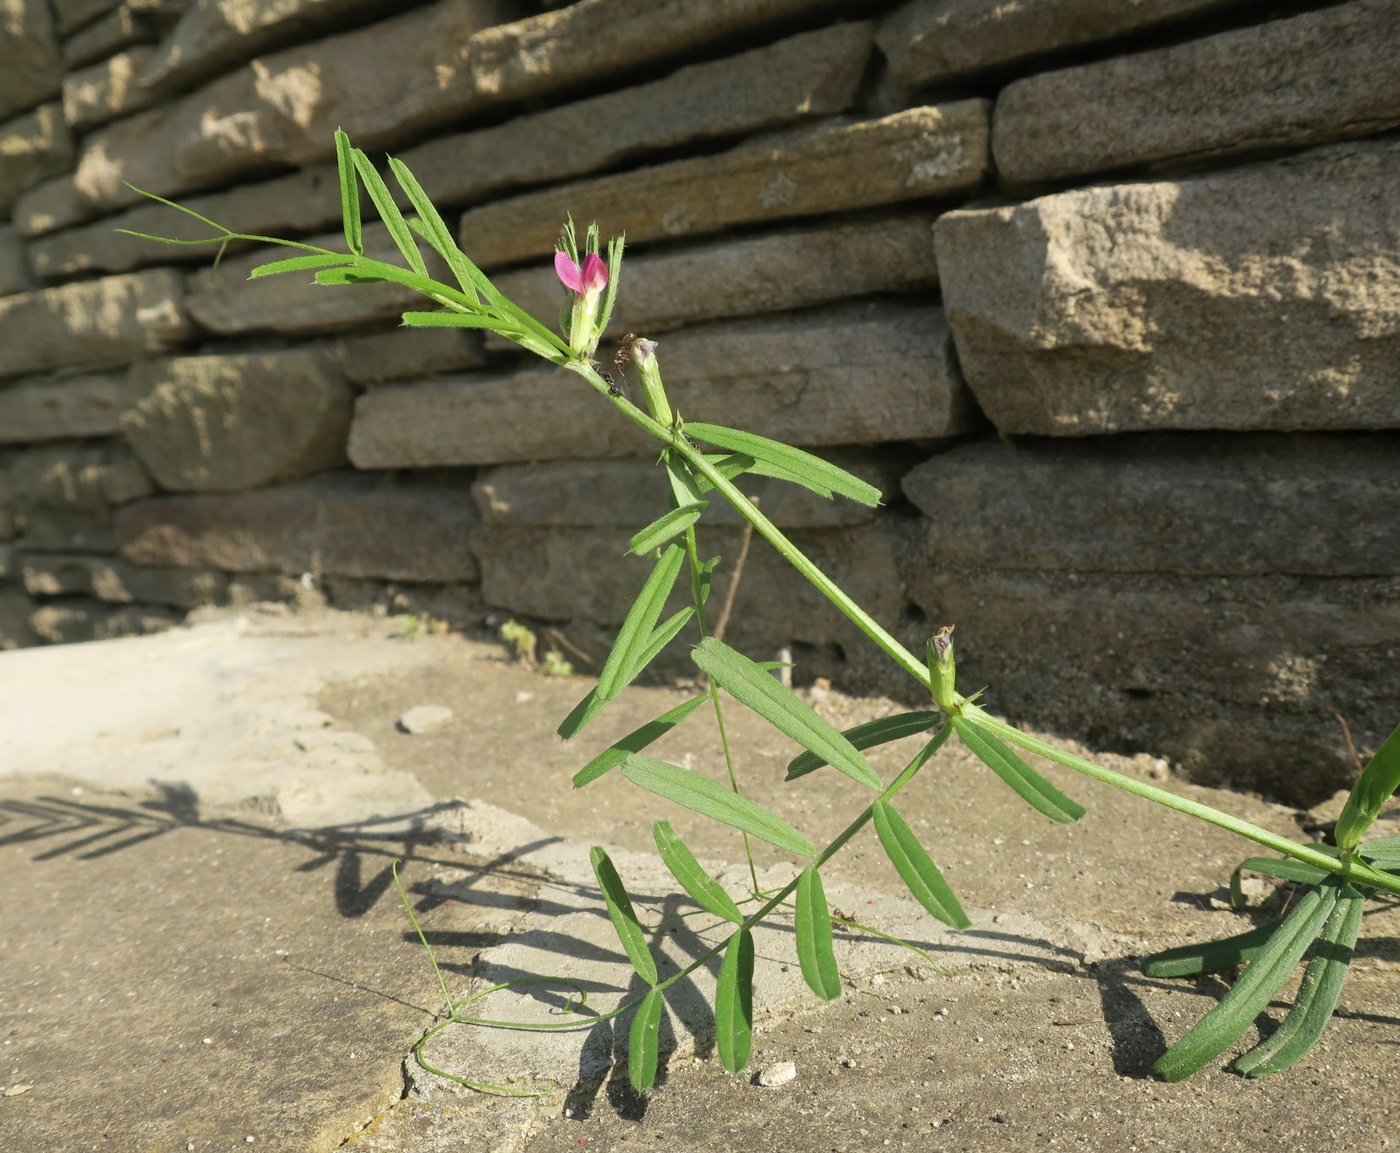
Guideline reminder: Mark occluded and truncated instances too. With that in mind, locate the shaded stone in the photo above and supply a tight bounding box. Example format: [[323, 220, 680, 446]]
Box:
[[11, 174, 88, 239], [0, 0, 64, 121], [0, 541, 11, 577], [8, 442, 154, 552], [0, 589, 39, 649], [876, 0, 1249, 88], [0, 103, 74, 216], [115, 472, 481, 582], [27, 163, 341, 275], [29, 598, 183, 643], [399, 22, 872, 208], [902, 434, 1400, 577], [934, 139, 1400, 435], [61, 46, 159, 129], [350, 302, 974, 469], [52, 0, 121, 36], [19, 551, 225, 607], [61, 2, 167, 68], [121, 351, 352, 492], [0, 269, 193, 380], [456, 102, 991, 268], [489, 214, 940, 343], [0, 469, 13, 538], [472, 447, 921, 529], [67, 0, 527, 217], [904, 559, 1400, 805], [993, 0, 1400, 186], [329, 326, 487, 385], [144, 0, 406, 92], [183, 223, 446, 336], [0, 371, 149, 442], [0, 225, 33, 297]]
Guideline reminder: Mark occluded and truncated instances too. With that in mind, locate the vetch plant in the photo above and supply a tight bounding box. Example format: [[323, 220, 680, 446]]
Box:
[[125, 130, 1400, 1091]]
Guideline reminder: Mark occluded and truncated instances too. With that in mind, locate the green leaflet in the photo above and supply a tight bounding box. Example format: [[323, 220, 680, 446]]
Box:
[[871, 799, 970, 930], [401, 311, 502, 329], [715, 927, 754, 1075], [625, 608, 695, 683], [1359, 834, 1400, 868], [334, 129, 363, 256], [559, 545, 686, 740], [1153, 882, 1340, 1081], [248, 253, 354, 279], [1235, 886, 1363, 1077], [692, 637, 882, 792], [683, 423, 881, 508], [652, 820, 743, 924], [1334, 721, 1400, 851], [690, 453, 756, 494], [950, 715, 1085, 824], [1141, 919, 1283, 978], [350, 146, 428, 277], [786, 711, 941, 781], [589, 846, 658, 987], [1229, 856, 1330, 908], [389, 155, 492, 302], [630, 503, 707, 556], [573, 696, 708, 788], [794, 866, 841, 1001], [629, 988, 664, 1093], [619, 755, 815, 857]]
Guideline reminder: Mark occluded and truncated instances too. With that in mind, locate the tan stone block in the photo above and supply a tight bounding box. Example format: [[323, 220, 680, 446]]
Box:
[[61, 46, 159, 129], [0, 588, 40, 648], [457, 102, 989, 269], [993, 0, 1400, 185], [0, 0, 65, 120], [121, 351, 352, 492], [0, 371, 148, 441], [349, 302, 974, 468], [935, 139, 1400, 434], [0, 269, 192, 379], [29, 598, 183, 643], [0, 103, 74, 215], [399, 22, 872, 208], [12, 174, 88, 239], [20, 551, 225, 607], [115, 472, 481, 581]]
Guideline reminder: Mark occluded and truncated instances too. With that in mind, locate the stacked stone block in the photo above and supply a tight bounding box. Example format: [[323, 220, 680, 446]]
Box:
[[1, 0, 1397, 804]]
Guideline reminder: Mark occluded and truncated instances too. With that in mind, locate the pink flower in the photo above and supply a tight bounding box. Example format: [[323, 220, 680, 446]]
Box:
[[554, 250, 608, 296]]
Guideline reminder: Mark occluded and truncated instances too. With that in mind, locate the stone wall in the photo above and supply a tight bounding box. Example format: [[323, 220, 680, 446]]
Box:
[[2, 0, 1397, 805]]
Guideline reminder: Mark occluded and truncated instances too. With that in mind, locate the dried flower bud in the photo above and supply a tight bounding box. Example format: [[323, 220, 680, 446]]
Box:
[[927, 625, 958, 713]]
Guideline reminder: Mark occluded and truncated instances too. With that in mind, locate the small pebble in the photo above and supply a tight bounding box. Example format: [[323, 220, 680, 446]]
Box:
[[202, 1037, 213, 1045], [397, 705, 453, 735], [2, 1084, 34, 1097], [757, 1061, 796, 1087]]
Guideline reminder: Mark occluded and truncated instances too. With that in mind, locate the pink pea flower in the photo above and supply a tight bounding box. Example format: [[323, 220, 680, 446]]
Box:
[[555, 250, 608, 297]]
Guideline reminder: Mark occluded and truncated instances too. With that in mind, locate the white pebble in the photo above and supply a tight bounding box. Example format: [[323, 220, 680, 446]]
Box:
[[757, 1061, 797, 1087]]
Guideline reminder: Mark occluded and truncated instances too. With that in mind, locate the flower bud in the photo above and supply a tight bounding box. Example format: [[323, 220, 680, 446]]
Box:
[[555, 250, 609, 357], [629, 337, 672, 427], [927, 625, 958, 713]]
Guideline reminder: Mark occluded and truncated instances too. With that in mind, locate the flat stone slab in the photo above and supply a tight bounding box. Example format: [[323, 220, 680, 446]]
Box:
[[0, 370, 149, 442]]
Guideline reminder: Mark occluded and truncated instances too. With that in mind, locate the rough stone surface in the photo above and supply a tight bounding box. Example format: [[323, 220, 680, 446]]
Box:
[[27, 162, 341, 275], [0, 0, 64, 121], [29, 598, 186, 642], [993, 0, 1400, 185], [0, 103, 74, 215], [8, 442, 154, 552], [121, 351, 353, 492], [905, 560, 1400, 805], [0, 269, 193, 380], [116, 472, 481, 581], [0, 588, 38, 648], [877, 0, 1248, 87], [398, 22, 873, 208], [67, 0, 527, 217], [490, 214, 940, 343], [902, 435, 1400, 578], [472, 447, 920, 530], [935, 139, 1400, 435], [351, 302, 974, 468], [0, 224, 33, 297], [19, 551, 226, 607], [10, 173, 88, 239], [61, 3, 167, 69], [61, 46, 159, 129], [329, 326, 487, 385], [457, 102, 991, 268], [0, 371, 149, 442], [144, 0, 404, 92], [184, 223, 446, 336]]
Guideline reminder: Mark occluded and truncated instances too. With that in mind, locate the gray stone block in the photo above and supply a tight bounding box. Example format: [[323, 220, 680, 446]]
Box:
[[0, 103, 74, 215], [29, 598, 183, 643], [330, 326, 487, 385], [52, 0, 120, 37], [457, 102, 991, 269], [902, 434, 1400, 577], [0, 269, 193, 380], [11, 174, 88, 239], [349, 302, 975, 468], [61, 46, 159, 129], [0, 588, 40, 649], [0, 225, 33, 297], [0, 371, 149, 442], [61, 3, 168, 69], [115, 472, 481, 582], [8, 442, 154, 552], [121, 351, 352, 492], [0, 0, 64, 121], [935, 139, 1400, 434], [399, 22, 872, 208], [993, 0, 1400, 185], [20, 551, 225, 608]]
